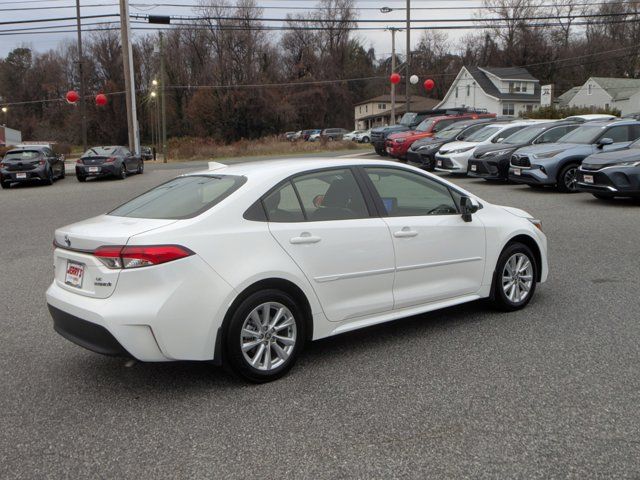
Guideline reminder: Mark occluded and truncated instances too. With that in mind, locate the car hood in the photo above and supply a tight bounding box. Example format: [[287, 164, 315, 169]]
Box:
[[372, 125, 410, 134], [439, 141, 476, 153], [582, 148, 640, 168], [410, 139, 446, 151], [499, 205, 534, 219]]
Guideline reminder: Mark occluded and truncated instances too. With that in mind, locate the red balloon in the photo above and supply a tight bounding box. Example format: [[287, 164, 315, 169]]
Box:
[[66, 90, 79, 104], [390, 73, 401, 85], [424, 78, 435, 91], [95, 93, 108, 106]]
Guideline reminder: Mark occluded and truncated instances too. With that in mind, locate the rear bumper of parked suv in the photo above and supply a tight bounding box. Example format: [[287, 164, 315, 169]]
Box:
[[46, 254, 235, 362]]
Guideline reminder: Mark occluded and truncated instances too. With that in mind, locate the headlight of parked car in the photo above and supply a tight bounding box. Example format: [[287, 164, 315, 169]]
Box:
[[533, 149, 565, 159], [482, 149, 513, 158], [449, 146, 473, 154], [617, 160, 640, 167], [394, 139, 406, 144]]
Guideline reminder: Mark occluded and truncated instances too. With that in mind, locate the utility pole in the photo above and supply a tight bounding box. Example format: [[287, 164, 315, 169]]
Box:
[[75, 0, 87, 152], [389, 27, 400, 126], [119, 0, 139, 154], [159, 32, 167, 163], [405, 0, 411, 113]]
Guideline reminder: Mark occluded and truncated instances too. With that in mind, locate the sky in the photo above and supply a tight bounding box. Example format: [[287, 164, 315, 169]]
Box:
[[0, 0, 478, 58]]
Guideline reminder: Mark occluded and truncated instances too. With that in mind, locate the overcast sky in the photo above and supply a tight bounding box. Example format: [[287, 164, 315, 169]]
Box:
[[0, 0, 478, 58]]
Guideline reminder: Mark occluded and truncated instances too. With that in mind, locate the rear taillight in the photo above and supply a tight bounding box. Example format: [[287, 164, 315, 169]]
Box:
[[105, 157, 116, 163], [93, 245, 194, 269], [39, 160, 46, 166]]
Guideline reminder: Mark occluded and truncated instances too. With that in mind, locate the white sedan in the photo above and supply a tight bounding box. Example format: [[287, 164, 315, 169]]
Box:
[[46, 159, 548, 382]]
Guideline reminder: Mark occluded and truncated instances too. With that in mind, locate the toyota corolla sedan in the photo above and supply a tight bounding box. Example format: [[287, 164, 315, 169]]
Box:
[[46, 159, 548, 382], [75, 146, 143, 182]]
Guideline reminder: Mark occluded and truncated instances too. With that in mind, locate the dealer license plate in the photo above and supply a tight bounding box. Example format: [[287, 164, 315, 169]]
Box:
[[16, 173, 27, 179], [437, 160, 442, 167], [513, 168, 521, 176], [470, 164, 477, 171], [583, 175, 594, 184], [65, 261, 85, 288], [88, 167, 99, 173]]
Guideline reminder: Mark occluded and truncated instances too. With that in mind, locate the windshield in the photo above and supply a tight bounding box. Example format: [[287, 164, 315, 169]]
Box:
[[503, 125, 549, 144], [557, 125, 604, 144], [434, 127, 464, 140], [84, 146, 119, 157], [4, 150, 41, 161], [109, 175, 246, 219], [465, 125, 502, 142], [399, 113, 417, 126], [415, 119, 436, 132]]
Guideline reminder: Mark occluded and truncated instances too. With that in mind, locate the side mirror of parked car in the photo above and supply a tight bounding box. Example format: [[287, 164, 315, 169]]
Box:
[[597, 137, 613, 148], [460, 196, 479, 222]]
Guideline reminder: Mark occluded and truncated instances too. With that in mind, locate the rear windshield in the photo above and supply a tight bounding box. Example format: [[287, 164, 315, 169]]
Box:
[[84, 146, 119, 157], [4, 150, 41, 160], [109, 174, 246, 219]]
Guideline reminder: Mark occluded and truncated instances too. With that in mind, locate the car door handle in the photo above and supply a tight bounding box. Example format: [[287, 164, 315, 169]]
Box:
[[393, 227, 418, 238], [290, 232, 322, 244]]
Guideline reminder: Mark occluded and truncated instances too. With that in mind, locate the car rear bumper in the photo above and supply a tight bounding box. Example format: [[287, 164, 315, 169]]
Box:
[[76, 164, 120, 177], [1, 167, 48, 182]]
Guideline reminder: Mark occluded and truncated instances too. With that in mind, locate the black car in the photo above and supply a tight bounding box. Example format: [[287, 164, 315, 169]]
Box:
[[141, 146, 153, 161], [467, 121, 580, 181], [576, 141, 640, 199], [0, 146, 65, 189], [75, 146, 143, 182], [406, 118, 498, 171]]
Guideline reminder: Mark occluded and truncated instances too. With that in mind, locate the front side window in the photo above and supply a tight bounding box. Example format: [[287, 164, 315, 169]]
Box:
[[466, 125, 502, 142], [433, 119, 456, 133], [601, 125, 631, 143], [365, 167, 458, 217], [291, 169, 369, 221], [109, 175, 246, 219], [493, 126, 525, 143], [538, 126, 576, 144]]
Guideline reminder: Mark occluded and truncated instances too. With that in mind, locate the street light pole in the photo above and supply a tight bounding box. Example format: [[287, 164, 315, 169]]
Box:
[[389, 27, 399, 126], [405, 0, 411, 113], [75, 0, 87, 152], [119, 0, 140, 154], [159, 32, 167, 163]]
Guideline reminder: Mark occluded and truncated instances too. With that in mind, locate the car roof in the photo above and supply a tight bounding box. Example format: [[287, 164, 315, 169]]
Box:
[[574, 119, 639, 127], [9, 145, 48, 151]]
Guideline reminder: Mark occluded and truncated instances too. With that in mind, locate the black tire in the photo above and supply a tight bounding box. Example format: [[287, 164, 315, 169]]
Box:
[[0, 180, 9, 189], [374, 146, 387, 156], [225, 289, 305, 383], [557, 163, 580, 193], [76, 175, 86, 182], [137, 160, 144, 174], [59, 164, 66, 179], [45, 168, 54, 185], [361, 136, 370, 143], [118, 164, 127, 180], [489, 242, 538, 312]]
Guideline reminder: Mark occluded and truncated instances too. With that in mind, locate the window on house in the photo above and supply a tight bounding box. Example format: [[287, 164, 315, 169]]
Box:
[[502, 103, 515, 115], [588, 84, 593, 95], [466, 85, 470, 96], [522, 83, 528, 93], [359, 106, 362, 113], [455, 87, 459, 98], [365, 105, 368, 112], [526, 105, 533, 112]]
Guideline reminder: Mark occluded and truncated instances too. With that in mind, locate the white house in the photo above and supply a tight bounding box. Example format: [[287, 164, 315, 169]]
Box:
[[354, 95, 440, 130], [437, 66, 541, 116], [562, 77, 640, 115]]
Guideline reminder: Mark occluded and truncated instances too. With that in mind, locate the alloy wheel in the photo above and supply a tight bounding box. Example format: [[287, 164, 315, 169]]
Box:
[[501, 253, 534, 303], [240, 302, 297, 371], [563, 166, 578, 191]]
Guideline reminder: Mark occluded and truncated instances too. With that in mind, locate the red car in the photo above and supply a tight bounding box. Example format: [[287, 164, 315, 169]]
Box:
[[386, 113, 496, 159]]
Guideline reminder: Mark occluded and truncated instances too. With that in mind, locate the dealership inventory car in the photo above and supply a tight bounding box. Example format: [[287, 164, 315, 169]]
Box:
[[467, 121, 580, 181], [509, 119, 640, 192], [47, 159, 548, 383], [140, 146, 153, 161], [407, 118, 499, 171], [353, 129, 371, 143], [435, 121, 541, 174], [75, 146, 143, 182], [576, 139, 640, 199], [321, 128, 350, 141], [342, 130, 363, 141], [0, 145, 65, 189], [386, 113, 495, 159]]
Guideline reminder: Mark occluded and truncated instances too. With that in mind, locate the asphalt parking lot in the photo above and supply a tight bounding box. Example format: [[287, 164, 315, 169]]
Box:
[[1, 154, 639, 479]]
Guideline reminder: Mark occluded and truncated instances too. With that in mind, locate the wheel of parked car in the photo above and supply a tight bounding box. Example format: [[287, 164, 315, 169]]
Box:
[[361, 136, 370, 143], [118, 164, 127, 180], [60, 166, 65, 179], [0, 180, 9, 189], [489, 242, 537, 312], [137, 160, 144, 174], [76, 175, 86, 182], [225, 289, 305, 383], [45, 168, 55, 186], [557, 163, 580, 193]]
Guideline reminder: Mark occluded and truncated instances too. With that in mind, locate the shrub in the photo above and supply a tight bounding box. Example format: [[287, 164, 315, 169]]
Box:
[[526, 105, 622, 119]]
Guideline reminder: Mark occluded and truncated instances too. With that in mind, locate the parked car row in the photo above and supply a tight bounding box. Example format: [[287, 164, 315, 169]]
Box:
[[285, 128, 353, 142], [0, 145, 144, 189], [405, 115, 640, 200]]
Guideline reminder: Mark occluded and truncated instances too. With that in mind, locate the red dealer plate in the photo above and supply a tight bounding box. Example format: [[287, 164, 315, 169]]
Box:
[[65, 261, 85, 288]]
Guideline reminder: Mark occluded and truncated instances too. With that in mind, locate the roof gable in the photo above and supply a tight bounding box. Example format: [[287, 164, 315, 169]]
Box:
[[589, 77, 640, 101]]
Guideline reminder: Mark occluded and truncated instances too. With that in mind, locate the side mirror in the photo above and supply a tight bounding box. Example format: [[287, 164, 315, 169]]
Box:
[[495, 137, 505, 143], [460, 196, 479, 222], [597, 137, 613, 148]]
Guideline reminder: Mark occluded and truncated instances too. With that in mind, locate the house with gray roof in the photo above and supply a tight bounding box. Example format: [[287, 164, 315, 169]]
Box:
[[556, 86, 580, 107], [437, 66, 541, 116], [562, 77, 640, 115]]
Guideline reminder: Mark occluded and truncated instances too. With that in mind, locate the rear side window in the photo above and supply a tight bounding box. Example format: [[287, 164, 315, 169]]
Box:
[[109, 175, 246, 219], [262, 182, 305, 222]]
